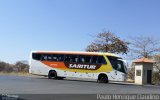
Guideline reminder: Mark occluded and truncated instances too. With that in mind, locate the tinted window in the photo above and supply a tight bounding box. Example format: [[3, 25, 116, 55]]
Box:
[[70, 55, 79, 62], [41, 54, 52, 61], [32, 53, 106, 65], [79, 55, 92, 63], [64, 55, 79, 62], [97, 56, 106, 64], [32, 53, 64, 61], [47, 54, 52, 61], [90, 56, 106, 64], [57, 54, 64, 61], [64, 55, 71, 62], [107, 56, 126, 73], [91, 56, 98, 63], [32, 53, 41, 60], [52, 54, 58, 61]]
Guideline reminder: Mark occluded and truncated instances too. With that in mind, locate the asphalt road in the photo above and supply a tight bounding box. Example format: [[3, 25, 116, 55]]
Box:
[[0, 75, 160, 100]]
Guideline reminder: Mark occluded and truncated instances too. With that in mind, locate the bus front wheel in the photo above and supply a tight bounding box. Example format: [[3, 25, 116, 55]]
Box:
[[48, 70, 57, 79], [97, 74, 108, 83]]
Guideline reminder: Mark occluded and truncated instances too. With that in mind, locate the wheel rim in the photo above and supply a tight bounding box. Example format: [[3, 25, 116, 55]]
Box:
[[48, 71, 57, 79], [100, 76, 108, 83]]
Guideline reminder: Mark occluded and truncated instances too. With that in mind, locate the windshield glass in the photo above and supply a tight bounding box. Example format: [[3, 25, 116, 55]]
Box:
[[107, 56, 127, 74]]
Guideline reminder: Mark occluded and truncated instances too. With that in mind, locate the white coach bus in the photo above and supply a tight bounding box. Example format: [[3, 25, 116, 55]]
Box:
[[29, 51, 127, 83]]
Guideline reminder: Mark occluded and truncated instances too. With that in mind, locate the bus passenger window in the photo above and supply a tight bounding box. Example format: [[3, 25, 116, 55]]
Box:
[[70, 55, 78, 63], [64, 55, 71, 62], [80, 57, 85, 63], [47, 54, 52, 61], [79, 56, 92, 63], [41, 54, 48, 61], [85, 56, 92, 63], [98, 56, 106, 64], [52, 55, 58, 61], [32, 53, 41, 60], [57, 55, 64, 61], [91, 56, 98, 64]]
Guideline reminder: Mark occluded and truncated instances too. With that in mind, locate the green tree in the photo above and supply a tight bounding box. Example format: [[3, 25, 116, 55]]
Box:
[[86, 31, 129, 54]]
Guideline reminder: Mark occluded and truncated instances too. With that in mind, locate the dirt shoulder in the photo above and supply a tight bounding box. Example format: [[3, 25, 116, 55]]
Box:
[[0, 72, 34, 77]]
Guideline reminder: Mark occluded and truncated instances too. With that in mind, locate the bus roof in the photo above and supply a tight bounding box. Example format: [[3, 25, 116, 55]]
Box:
[[31, 51, 120, 58]]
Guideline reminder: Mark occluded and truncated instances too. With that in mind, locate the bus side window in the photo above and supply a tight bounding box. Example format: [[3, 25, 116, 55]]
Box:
[[47, 54, 52, 61], [41, 54, 48, 61], [79, 55, 92, 63], [57, 54, 64, 61], [79, 56, 84, 63], [70, 55, 78, 63], [48, 54, 64, 62], [107, 56, 118, 69], [91, 56, 98, 64], [98, 56, 106, 64], [85, 56, 92, 63], [64, 55, 71, 62], [64, 55, 78, 63], [40, 54, 52, 61], [32, 53, 41, 60], [52, 54, 58, 61]]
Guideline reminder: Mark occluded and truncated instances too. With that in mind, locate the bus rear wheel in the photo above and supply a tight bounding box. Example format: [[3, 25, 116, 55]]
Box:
[[97, 74, 108, 83], [48, 70, 57, 79]]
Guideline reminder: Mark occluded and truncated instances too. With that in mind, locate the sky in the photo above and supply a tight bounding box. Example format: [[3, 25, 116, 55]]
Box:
[[0, 0, 160, 63]]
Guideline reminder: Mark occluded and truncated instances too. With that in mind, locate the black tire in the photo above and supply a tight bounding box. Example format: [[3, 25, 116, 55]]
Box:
[[97, 75, 108, 83], [48, 70, 57, 79]]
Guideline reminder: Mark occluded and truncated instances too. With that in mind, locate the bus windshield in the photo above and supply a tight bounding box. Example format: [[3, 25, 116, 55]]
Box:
[[107, 56, 127, 74]]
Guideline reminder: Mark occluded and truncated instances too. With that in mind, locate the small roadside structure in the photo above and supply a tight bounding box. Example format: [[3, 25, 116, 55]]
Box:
[[134, 57, 155, 85]]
